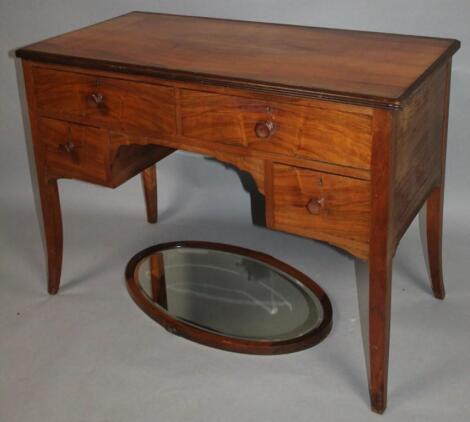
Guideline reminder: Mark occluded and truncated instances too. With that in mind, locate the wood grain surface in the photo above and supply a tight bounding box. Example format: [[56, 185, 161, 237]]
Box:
[[17, 14, 460, 413], [270, 163, 371, 259], [17, 12, 460, 108], [392, 63, 449, 247], [40, 117, 110, 184], [181, 89, 373, 169], [33, 67, 176, 137], [367, 108, 396, 414], [142, 165, 158, 223]]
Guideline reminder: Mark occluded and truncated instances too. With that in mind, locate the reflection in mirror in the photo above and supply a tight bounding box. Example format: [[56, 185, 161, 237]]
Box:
[[150, 253, 167, 308], [136, 247, 324, 342]]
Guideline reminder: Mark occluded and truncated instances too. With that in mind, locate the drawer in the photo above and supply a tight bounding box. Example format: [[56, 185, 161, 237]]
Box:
[[39, 118, 176, 187], [40, 118, 110, 184], [33, 67, 176, 137], [270, 163, 370, 258], [181, 90, 372, 169]]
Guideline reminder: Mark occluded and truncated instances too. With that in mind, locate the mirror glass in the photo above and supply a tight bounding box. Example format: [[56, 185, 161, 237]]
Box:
[[135, 246, 325, 341]]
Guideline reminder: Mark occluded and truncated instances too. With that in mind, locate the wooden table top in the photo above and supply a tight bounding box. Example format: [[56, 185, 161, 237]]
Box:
[[16, 11, 460, 108]]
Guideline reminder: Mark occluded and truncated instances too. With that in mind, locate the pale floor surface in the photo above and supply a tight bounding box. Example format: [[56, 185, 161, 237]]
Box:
[[1, 154, 470, 422]]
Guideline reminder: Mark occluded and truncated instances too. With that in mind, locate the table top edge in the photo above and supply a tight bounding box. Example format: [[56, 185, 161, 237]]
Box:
[[15, 11, 461, 110]]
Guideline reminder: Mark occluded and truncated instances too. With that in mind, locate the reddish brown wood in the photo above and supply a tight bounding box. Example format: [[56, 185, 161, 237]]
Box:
[[16, 14, 460, 413], [40, 117, 110, 184], [26, 62, 374, 181], [181, 89, 373, 170], [22, 62, 64, 295], [264, 160, 275, 227], [28, 61, 374, 113], [126, 241, 333, 354], [22, 61, 175, 294], [392, 63, 449, 248], [368, 108, 395, 414], [33, 67, 177, 138], [426, 186, 445, 299], [16, 12, 459, 108], [85, 92, 104, 107], [39, 116, 175, 188], [425, 62, 452, 299], [142, 164, 158, 224], [150, 253, 167, 307], [254, 120, 276, 139], [271, 163, 371, 259], [107, 132, 174, 188], [40, 178, 63, 295], [306, 197, 325, 215]]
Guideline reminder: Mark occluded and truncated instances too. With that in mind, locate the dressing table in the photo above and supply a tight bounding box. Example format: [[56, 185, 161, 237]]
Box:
[[16, 12, 460, 413]]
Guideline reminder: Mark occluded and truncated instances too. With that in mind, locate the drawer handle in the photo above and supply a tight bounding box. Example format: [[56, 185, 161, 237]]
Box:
[[85, 92, 104, 107], [306, 197, 325, 215], [59, 141, 75, 153], [255, 120, 276, 138]]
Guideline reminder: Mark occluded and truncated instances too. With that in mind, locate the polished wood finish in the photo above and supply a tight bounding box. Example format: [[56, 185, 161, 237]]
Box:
[[16, 13, 460, 413], [23, 61, 64, 295], [22, 61, 175, 294], [142, 164, 158, 223], [26, 62, 374, 181], [368, 108, 395, 414], [33, 67, 177, 138], [40, 117, 110, 184], [181, 89, 373, 169], [149, 252, 167, 307], [425, 62, 452, 300], [17, 12, 459, 108], [126, 241, 333, 354], [391, 63, 449, 248], [306, 197, 326, 215], [38, 116, 175, 187], [107, 134, 174, 188], [40, 178, 63, 295], [254, 120, 276, 139], [426, 186, 446, 299], [270, 163, 370, 259]]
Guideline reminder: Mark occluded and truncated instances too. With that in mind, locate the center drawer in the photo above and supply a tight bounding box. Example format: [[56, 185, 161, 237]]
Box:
[[180, 90, 373, 169], [270, 163, 371, 259], [33, 67, 177, 137]]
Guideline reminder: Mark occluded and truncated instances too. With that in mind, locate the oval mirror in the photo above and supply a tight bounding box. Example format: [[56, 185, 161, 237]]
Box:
[[126, 242, 332, 354]]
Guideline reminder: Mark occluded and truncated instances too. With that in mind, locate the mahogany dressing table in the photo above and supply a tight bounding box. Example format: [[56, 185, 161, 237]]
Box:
[[16, 12, 460, 413]]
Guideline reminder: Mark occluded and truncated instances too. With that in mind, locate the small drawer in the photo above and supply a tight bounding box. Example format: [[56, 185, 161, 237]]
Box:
[[33, 67, 176, 137], [40, 118, 110, 184], [180, 90, 372, 169], [270, 163, 371, 258]]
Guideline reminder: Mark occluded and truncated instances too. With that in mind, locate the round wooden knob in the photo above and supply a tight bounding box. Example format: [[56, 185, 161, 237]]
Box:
[[306, 197, 325, 215], [255, 120, 276, 138], [85, 92, 104, 107]]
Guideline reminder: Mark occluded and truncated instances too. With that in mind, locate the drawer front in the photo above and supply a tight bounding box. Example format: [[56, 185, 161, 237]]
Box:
[[271, 163, 370, 258], [181, 90, 372, 169], [40, 118, 110, 184], [33, 67, 176, 137]]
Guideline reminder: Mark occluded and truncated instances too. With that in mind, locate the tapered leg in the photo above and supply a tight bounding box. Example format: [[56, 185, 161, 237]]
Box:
[[38, 177, 63, 295], [424, 186, 446, 299], [142, 164, 157, 223], [368, 254, 393, 414], [368, 108, 394, 413]]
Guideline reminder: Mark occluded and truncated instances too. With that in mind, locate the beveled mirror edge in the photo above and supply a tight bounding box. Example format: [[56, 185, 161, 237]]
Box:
[[125, 241, 333, 355]]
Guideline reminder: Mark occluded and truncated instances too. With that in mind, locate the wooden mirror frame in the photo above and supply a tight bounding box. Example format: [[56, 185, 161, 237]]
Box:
[[125, 241, 333, 355]]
